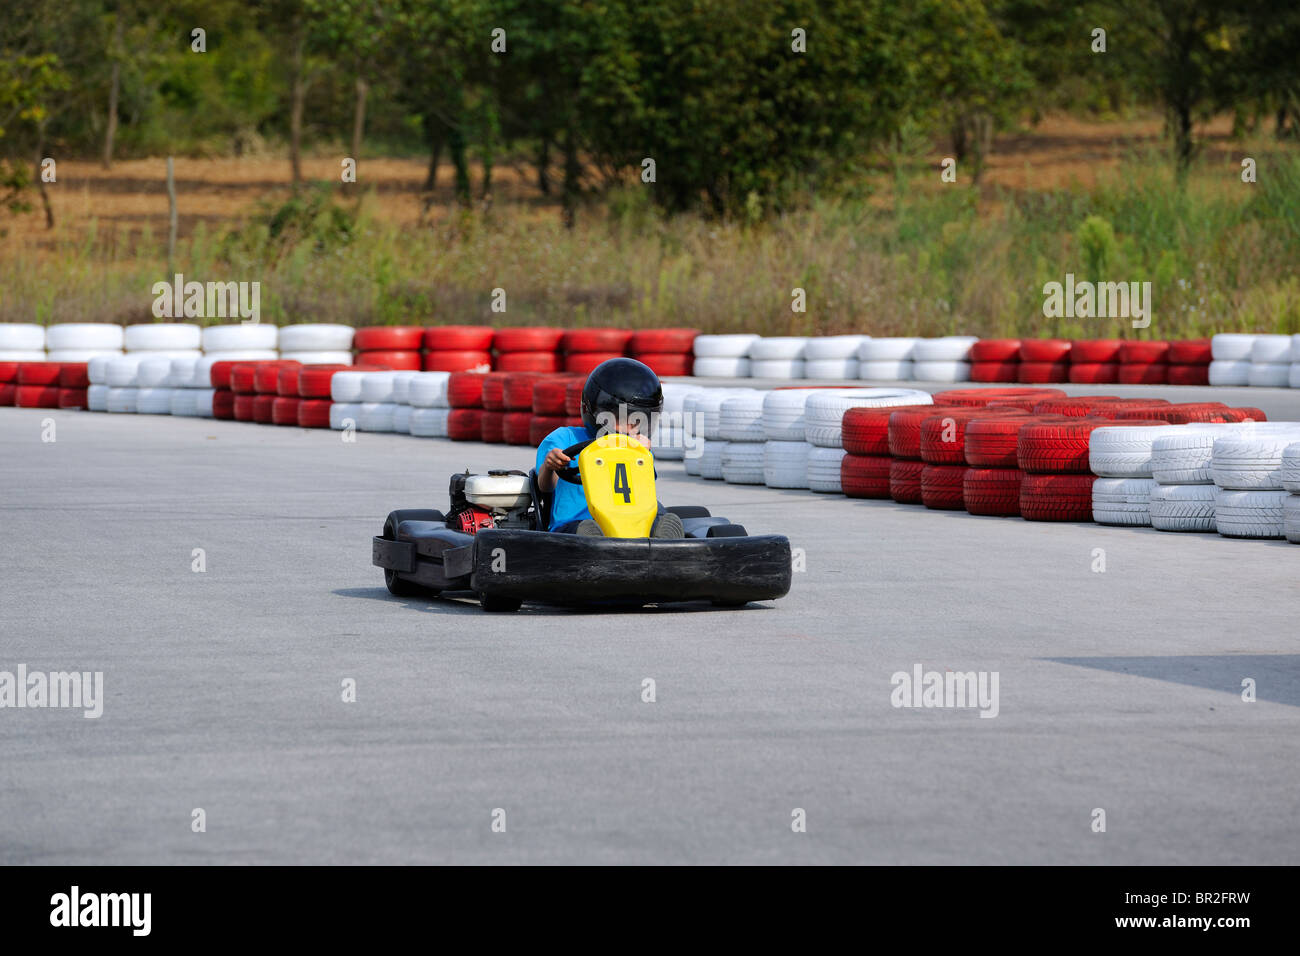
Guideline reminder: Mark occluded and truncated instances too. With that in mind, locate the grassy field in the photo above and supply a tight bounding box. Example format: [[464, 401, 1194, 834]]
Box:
[[2, 114, 1298, 339]]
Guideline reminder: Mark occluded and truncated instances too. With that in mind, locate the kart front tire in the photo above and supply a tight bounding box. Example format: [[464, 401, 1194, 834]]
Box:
[[382, 510, 445, 598]]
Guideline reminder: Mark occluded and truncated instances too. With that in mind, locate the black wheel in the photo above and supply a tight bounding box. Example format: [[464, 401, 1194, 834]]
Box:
[[706, 523, 747, 538], [479, 593, 523, 613], [382, 511, 444, 598]]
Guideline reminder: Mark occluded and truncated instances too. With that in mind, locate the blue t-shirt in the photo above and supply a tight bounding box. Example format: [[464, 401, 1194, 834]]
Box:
[[536, 425, 596, 529]]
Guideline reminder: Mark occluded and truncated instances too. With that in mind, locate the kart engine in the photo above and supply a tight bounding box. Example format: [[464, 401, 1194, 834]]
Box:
[[448, 470, 535, 533]]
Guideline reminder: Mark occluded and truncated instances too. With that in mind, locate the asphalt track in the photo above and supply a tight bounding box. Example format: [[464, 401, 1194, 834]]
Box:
[[2, 383, 1299, 864]]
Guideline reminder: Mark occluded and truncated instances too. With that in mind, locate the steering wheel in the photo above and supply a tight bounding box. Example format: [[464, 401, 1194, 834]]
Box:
[[554, 439, 594, 485]]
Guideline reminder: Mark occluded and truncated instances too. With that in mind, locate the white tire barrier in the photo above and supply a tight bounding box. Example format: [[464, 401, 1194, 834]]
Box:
[[87, 355, 115, 385], [764, 440, 811, 489], [859, 359, 914, 381], [169, 357, 200, 387], [1250, 334, 1293, 364], [278, 324, 354, 352], [87, 384, 109, 411], [135, 356, 175, 387], [651, 425, 684, 460], [748, 336, 808, 360], [912, 360, 970, 382], [693, 334, 759, 358], [0, 350, 48, 362], [807, 446, 847, 493], [358, 402, 397, 432], [804, 358, 859, 378], [47, 350, 116, 363], [1208, 360, 1250, 386], [409, 407, 451, 437], [201, 324, 278, 352], [721, 442, 766, 484], [762, 389, 813, 441], [193, 388, 216, 418], [805, 335, 867, 360], [858, 337, 917, 361], [804, 388, 932, 448], [1092, 477, 1156, 526], [330, 403, 361, 430], [392, 405, 412, 435], [106, 387, 137, 413], [1211, 432, 1300, 490], [125, 323, 201, 351], [279, 350, 354, 365], [1089, 425, 1176, 477], [719, 393, 767, 441], [1281, 443, 1300, 492], [693, 356, 751, 377], [1214, 489, 1288, 538], [330, 372, 370, 403], [1149, 483, 1216, 532], [1248, 364, 1290, 387], [1150, 427, 1235, 484], [913, 336, 977, 362], [169, 389, 199, 416], [0, 324, 45, 350], [136, 387, 174, 415], [750, 358, 806, 379], [407, 372, 450, 408], [698, 439, 726, 479], [1284, 494, 1300, 544], [1210, 333, 1257, 361], [105, 355, 144, 387], [388, 371, 420, 405], [47, 323, 125, 351]]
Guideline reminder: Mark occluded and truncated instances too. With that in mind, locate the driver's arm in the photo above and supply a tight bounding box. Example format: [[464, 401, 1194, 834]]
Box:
[[537, 446, 571, 493]]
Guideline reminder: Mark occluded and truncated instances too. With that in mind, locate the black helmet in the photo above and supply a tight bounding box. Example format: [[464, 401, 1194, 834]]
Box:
[[581, 357, 663, 435]]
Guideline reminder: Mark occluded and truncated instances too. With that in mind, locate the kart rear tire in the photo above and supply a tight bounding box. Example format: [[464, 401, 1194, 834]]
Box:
[[706, 523, 747, 537], [479, 593, 523, 613], [383, 510, 445, 597]]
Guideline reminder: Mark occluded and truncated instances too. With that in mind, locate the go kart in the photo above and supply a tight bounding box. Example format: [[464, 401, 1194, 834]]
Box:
[[371, 435, 792, 611]]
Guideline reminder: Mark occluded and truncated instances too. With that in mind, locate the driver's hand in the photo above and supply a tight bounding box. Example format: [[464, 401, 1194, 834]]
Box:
[[543, 447, 572, 473]]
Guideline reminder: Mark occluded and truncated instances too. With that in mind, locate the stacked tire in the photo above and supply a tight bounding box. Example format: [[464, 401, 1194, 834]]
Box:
[[969, 339, 1020, 383], [277, 324, 353, 366], [629, 328, 697, 378], [494, 327, 563, 373], [1247, 334, 1293, 388], [1118, 340, 1169, 385], [562, 328, 632, 375], [424, 326, 493, 372], [693, 335, 757, 378], [1210, 425, 1300, 538], [1167, 339, 1212, 386], [354, 326, 423, 371]]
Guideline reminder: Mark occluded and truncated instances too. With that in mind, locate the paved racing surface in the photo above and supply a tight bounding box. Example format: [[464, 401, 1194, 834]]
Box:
[[2, 395, 1299, 864]]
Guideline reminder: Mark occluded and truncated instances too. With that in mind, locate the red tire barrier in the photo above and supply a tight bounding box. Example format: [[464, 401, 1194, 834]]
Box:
[[272, 396, 301, 425], [502, 411, 534, 445], [213, 389, 236, 419], [1119, 340, 1170, 364], [630, 328, 698, 353], [253, 393, 277, 423], [16, 384, 60, 407], [496, 350, 561, 373], [1087, 400, 1170, 419], [0, 383, 15, 406], [480, 410, 506, 443], [1113, 403, 1230, 424], [480, 372, 512, 410], [965, 415, 1066, 468], [842, 407, 899, 455], [297, 399, 332, 428], [1167, 364, 1210, 386], [210, 361, 241, 389], [297, 364, 352, 398], [931, 387, 1064, 408], [358, 349, 421, 370], [921, 464, 967, 510], [1117, 362, 1168, 385], [889, 458, 925, 504], [0, 362, 19, 384], [254, 361, 300, 394], [494, 327, 565, 352], [565, 352, 624, 375], [532, 377, 577, 415], [423, 349, 492, 372], [888, 405, 965, 459], [1020, 473, 1096, 522], [277, 365, 303, 396], [57, 387, 88, 409], [353, 326, 424, 351], [530, 415, 568, 446], [17, 363, 62, 386], [964, 468, 1023, 516], [233, 394, 257, 421], [1067, 362, 1120, 384], [1031, 396, 1120, 417], [841, 453, 893, 498], [1168, 339, 1212, 365], [425, 326, 494, 351], [632, 352, 693, 377], [970, 360, 1019, 382], [447, 408, 483, 440], [448, 372, 487, 408], [1020, 339, 1072, 362], [1018, 419, 1111, 473], [920, 408, 1028, 465], [230, 363, 258, 394], [1070, 340, 1123, 363], [58, 364, 90, 388], [1224, 406, 1267, 422], [969, 339, 1021, 362], [565, 378, 585, 417], [1018, 360, 1069, 383], [563, 328, 632, 353], [503, 372, 546, 410], [565, 416, 585, 428]]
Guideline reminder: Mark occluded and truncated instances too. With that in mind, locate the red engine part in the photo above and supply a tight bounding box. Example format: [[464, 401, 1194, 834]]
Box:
[[450, 507, 496, 535]]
